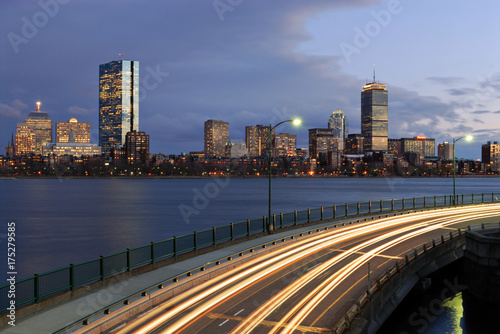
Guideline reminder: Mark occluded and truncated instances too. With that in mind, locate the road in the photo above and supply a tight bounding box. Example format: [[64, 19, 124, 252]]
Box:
[[104, 204, 500, 334]]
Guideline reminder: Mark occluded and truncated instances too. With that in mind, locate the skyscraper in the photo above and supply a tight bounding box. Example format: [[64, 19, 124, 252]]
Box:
[[15, 123, 36, 155], [204, 120, 229, 157], [56, 118, 91, 143], [328, 109, 348, 150], [308, 128, 339, 161], [25, 101, 52, 155], [126, 130, 150, 165], [99, 59, 139, 155], [438, 142, 454, 160], [361, 77, 388, 153]]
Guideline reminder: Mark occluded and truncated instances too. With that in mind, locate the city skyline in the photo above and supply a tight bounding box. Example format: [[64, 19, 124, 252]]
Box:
[[2, 1, 500, 159]]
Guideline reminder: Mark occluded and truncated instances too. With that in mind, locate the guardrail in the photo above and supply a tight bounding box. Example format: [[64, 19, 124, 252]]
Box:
[[332, 221, 500, 334], [1, 192, 498, 314]]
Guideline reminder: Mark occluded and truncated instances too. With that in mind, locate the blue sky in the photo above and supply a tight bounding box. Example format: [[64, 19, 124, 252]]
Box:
[[1, 0, 499, 159]]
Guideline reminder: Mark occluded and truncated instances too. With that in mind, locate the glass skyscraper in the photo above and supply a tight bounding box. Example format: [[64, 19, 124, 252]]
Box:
[[361, 81, 388, 152], [25, 101, 52, 155], [204, 120, 229, 158], [99, 60, 139, 155], [328, 109, 348, 151]]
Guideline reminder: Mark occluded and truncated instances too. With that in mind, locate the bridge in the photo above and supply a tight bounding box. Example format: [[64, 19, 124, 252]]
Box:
[[1, 193, 500, 333]]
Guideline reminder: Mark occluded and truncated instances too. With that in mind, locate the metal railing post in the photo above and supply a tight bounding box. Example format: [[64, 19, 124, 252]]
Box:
[[424, 196, 426, 207], [280, 213, 283, 228], [151, 242, 155, 264], [391, 199, 394, 211], [482, 193, 484, 203], [173, 236, 178, 256], [247, 219, 250, 236], [357, 202, 360, 214], [34, 274, 40, 303], [307, 209, 310, 222], [100, 256, 104, 280], [213, 227, 216, 245], [294, 210, 297, 225], [369, 201, 371, 213], [472, 194, 474, 203], [333, 205, 336, 218], [126, 248, 131, 271], [263, 216, 266, 232], [194, 231, 198, 250], [230, 223, 234, 240], [413, 197, 415, 208], [380, 200, 383, 212], [345, 203, 348, 216], [70, 264, 75, 291], [321, 207, 324, 220], [402, 198, 405, 210]]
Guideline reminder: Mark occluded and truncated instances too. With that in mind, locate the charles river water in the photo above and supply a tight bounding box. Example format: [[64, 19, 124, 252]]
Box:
[[1, 177, 499, 332]]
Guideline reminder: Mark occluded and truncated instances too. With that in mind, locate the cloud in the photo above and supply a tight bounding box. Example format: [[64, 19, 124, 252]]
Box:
[[427, 77, 463, 85], [471, 110, 490, 114], [473, 118, 485, 124], [68, 106, 94, 115], [446, 88, 476, 96], [0, 102, 24, 119]]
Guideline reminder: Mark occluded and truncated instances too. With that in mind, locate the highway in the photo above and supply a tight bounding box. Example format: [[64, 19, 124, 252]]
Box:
[[105, 204, 500, 334]]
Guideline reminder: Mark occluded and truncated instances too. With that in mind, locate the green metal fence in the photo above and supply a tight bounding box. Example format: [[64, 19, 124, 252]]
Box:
[[1, 192, 499, 312]]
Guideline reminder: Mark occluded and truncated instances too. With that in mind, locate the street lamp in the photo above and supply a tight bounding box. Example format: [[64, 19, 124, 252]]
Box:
[[452, 135, 473, 204], [268, 118, 301, 233]]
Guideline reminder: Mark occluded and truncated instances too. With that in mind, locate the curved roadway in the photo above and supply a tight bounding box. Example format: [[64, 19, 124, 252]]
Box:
[[104, 204, 500, 334]]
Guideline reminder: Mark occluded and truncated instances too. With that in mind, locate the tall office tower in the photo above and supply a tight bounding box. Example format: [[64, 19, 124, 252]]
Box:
[[245, 125, 273, 156], [204, 120, 229, 157], [345, 134, 365, 155], [438, 142, 454, 160], [15, 123, 36, 155], [401, 137, 435, 157], [308, 128, 339, 160], [274, 133, 297, 157], [56, 118, 91, 143], [482, 141, 500, 164], [99, 59, 139, 155], [361, 76, 388, 153], [125, 130, 150, 165], [25, 101, 52, 155], [328, 109, 348, 150]]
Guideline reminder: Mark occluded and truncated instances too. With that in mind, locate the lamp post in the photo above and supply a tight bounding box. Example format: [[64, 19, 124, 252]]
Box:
[[452, 135, 472, 204], [268, 118, 301, 233]]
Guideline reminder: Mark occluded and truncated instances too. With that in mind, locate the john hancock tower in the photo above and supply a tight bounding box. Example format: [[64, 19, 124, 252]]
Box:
[[361, 75, 388, 153], [99, 59, 139, 155]]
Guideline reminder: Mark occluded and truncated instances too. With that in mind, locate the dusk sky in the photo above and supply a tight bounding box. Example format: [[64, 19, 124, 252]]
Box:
[[2, 0, 500, 159]]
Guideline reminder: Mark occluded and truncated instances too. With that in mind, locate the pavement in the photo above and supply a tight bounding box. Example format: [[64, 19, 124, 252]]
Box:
[[0, 213, 376, 334]]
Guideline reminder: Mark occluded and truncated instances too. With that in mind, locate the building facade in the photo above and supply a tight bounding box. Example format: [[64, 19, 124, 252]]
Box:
[[99, 60, 140, 155], [25, 102, 52, 155], [204, 120, 229, 157], [308, 128, 339, 160], [328, 109, 348, 150], [43, 143, 101, 157], [125, 130, 150, 165], [15, 123, 36, 155], [345, 134, 364, 155], [482, 141, 500, 164], [438, 142, 454, 160], [245, 125, 273, 156], [274, 133, 297, 157], [56, 118, 91, 143], [400, 137, 435, 157], [225, 140, 247, 158], [388, 138, 402, 158], [361, 81, 388, 152]]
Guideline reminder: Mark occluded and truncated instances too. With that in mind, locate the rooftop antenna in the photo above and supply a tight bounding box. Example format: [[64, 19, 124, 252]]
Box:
[[36, 101, 41, 111], [373, 64, 376, 83]]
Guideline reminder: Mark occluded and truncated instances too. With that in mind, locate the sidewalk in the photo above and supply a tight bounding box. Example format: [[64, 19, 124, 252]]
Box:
[[0, 214, 370, 334]]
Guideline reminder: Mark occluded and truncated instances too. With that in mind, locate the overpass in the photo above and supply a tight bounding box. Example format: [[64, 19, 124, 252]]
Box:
[[1, 193, 500, 333]]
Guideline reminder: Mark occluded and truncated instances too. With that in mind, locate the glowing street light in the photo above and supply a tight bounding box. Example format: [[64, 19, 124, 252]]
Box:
[[452, 135, 473, 204], [268, 118, 301, 232]]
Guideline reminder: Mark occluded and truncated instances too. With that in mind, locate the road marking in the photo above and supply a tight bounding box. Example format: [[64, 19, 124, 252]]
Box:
[[334, 248, 402, 259], [219, 319, 230, 326], [307, 263, 322, 272], [234, 308, 245, 316]]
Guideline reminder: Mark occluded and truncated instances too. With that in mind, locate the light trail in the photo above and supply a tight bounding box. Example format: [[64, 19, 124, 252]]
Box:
[[109, 204, 500, 334]]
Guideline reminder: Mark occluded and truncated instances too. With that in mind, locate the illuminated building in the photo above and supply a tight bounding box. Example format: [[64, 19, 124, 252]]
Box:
[[245, 125, 273, 156], [438, 142, 454, 160], [401, 137, 435, 157], [274, 133, 296, 156], [308, 128, 339, 160], [482, 141, 500, 164], [328, 109, 348, 150], [361, 76, 388, 152], [43, 143, 101, 157], [225, 140, 247, 158], [204, 120, 229, 157], [345, 134, 365, 155], [388, 138, 402, 157], [125, 130, 150, 165], [5, 134, 15, 157], [99, 59, 139, 155], [25, 101, 52, 155], [15, 123, 36, 155], [56, 118, 90, 143]]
